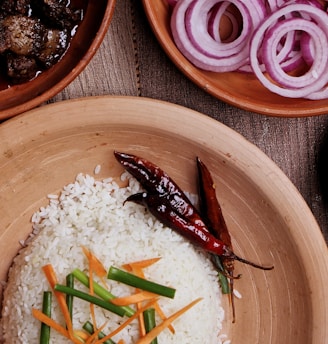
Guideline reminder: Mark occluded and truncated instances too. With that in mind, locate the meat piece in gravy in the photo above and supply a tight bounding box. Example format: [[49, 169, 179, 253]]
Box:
[[0, 0, 83, 83]]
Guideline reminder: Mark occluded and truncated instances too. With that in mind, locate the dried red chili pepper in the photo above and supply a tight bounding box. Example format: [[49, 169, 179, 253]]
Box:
[[114, 151, 274, 271], [114, 151, 203, 225], [124, 191, 232, 257], [196, 158, 231, 244], [196, 157, 238, 322]]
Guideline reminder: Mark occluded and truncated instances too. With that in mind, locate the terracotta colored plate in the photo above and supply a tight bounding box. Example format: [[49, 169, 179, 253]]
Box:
[[142, 0, 328, 117], [0, 96, 327, 343], [0, 0, 116, 121]]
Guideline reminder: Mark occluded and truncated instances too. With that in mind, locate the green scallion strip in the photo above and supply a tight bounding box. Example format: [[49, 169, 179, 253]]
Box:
[[40, 291, 52, 344], [211, 254, 230, 294], [82, 321, 116, 344], [66, 273, 74, 321], [108, 266, 176, 299], [143, 308, 158, 344], [54, 284, 127, 317], [72, 268, 134, 317]]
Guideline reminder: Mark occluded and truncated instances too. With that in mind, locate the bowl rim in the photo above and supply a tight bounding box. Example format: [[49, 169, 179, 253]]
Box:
[[0, 95, 327, 342]]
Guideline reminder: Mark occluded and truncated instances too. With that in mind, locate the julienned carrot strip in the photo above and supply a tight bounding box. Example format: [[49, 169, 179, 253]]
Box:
[[137, 301, 146, 338], [32, 309, 82, 344], [111, 291, 157, 306], [136, 298, 203, 344], [82, 246, 108, 330], [117, 340, 125, 344], [85, 326, 98, 344], [136, 297, 146, 338], [93, 299, 159, 344], [82, 245, 108, 291], [153, 303, 175, 334], [128, 266, 147, 338], [83, 321, 116, 344], [129, 266, 174, 335], [74, 330, 89, 341], [32, 309, 68, 338], [126, 263, 174, 335], [122, 258, 161, 271], [42, 264, 74, 338], [82, 246, 107, 278], [85, 322, 107, 344]]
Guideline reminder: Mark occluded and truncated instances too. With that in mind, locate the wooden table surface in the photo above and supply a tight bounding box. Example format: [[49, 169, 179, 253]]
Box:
[[48, 0, 328, 243]]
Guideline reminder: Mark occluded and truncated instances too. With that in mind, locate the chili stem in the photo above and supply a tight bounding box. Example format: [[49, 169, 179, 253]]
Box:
[[108, 267, 176, 299], [72, 268, 134, 317], [82, 321, 115, 344], [54, 284, 127, 317], [143, 308, 158, 344], [40, 291, 52, 344]]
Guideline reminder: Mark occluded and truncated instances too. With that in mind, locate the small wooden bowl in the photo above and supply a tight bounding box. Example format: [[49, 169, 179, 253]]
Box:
[[0, 0, 116, 120], [0, 96, 327, 343], [142, 0, 328, 117]]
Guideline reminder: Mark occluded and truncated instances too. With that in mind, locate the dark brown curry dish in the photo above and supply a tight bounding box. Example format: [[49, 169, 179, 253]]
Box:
[[0, 0, 83, 84]]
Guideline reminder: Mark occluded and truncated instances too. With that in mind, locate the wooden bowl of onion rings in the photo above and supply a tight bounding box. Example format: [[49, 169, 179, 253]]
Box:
[[143, 0, 328, 117]]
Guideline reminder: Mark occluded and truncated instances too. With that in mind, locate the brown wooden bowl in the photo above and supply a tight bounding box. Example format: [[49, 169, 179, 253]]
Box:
[[142, 0, 328, 117], [0, 96, 327, 343], [0, 0, 116, 121]]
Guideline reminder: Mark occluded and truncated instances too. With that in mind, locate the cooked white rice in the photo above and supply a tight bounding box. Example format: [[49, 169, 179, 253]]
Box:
[[1, 172, 226, 343]]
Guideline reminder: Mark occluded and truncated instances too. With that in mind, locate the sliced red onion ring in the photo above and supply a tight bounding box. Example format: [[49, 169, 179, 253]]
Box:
[[250, 3, 328, 98], [261, 18, 328, 88], [166, 0, 178, 7], [208, 2, 240, 43], [300, 32, 315, 65], [273, 30, 296, 63], [171, 0, 253, 71], [185, 0, 252, 58], [168, 0, 328, 99], [305, 86, 328, 99], [280, 50, 305, 73]]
